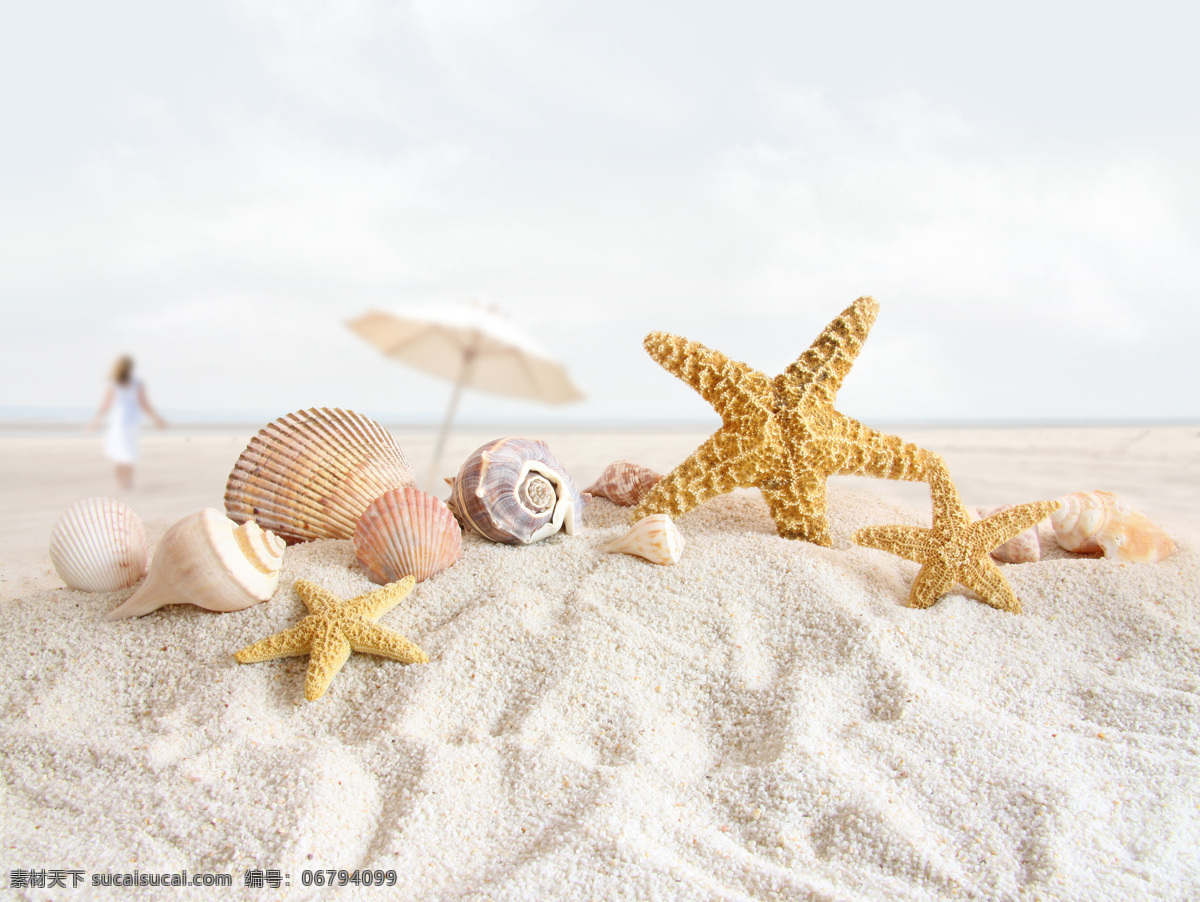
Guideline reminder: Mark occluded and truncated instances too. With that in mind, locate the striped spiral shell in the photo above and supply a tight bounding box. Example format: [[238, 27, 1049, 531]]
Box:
[[447, 438, 585, 544], [224, 408, 415, 545], [1051, 490, 1175, 563], [584, 460, 663, 507]]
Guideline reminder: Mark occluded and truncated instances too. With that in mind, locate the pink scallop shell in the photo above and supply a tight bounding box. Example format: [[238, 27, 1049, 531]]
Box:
[[354, 487, 462, 584]]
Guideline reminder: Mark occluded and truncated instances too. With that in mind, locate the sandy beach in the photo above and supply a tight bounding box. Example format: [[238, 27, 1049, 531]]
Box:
[[1, 423, 1198, 900]]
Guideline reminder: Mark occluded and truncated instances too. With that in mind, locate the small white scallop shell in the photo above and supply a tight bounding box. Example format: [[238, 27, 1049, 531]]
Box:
[[354, 487, 462, 584], [105, 509, 286, 620], [49, 497, 149, 592], [584, 460, 663, 507], [974, 505, 1043, 564], [601, 514, 685, 565], [1051, 490, 1175, 563], [224, 407, 415, 545], [447, 438, 586, 544]]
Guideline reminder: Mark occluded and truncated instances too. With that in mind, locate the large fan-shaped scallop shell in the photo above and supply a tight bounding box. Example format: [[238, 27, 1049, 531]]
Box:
[[354, 487, 462, 584], [1051, 490, 1175, 563], [106, 509, 285, 620], [49, 497, 149, 592], [584, 460, 663, 507], [224, 407, 415, 545], [600, 514, 685, 565], [447, 438, 585, 544]]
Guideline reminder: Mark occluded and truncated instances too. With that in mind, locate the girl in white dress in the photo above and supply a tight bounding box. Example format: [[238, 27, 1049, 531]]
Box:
[[87, 356, 167, 490]]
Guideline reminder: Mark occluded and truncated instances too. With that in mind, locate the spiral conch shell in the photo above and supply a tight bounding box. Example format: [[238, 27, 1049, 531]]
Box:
[[224, 407, 415, 545], [354, 487, 462, 584], [1051, 490, 1175, 563], [584, 460, 663, 507], [106, 509, 286, 620], [601, 514, 685, 565], [447, 438, 585, 544], [49, 497, 149, 592]]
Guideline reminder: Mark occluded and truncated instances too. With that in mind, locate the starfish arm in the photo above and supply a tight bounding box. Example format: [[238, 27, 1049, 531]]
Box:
[[968, 500, 1061, 556], [345, 621, 429, 664], [820, 415, 938, 483], [776, 297, 879, 407], [907, 563, 958, 609], [294, 579, 336, 614], [234, 624, 314, 663], [924, 456, 976, 537], [345, 576, 416, 621], [958, 558, 1023, 614], [760, 476, 834, 546], [643, 332, 773, 420], [854, 525, 932, 563], [632, 427, 764, 522], [305, 630, 353, 701]]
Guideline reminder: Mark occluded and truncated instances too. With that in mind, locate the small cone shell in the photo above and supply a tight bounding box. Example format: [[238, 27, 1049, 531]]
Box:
[[224, 407, 415, 545], [1052, 490, 1175, 563], [585, 460, 663, 507], [49, 497, 149, 592], [354, 487, 462, 585], [601, 514, 685, 565], [106, 509, 285, 620]]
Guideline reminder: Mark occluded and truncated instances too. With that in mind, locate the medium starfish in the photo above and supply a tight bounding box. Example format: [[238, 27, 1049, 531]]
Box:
[[234, 577, 428, 701], [631, 296, 935, 546], [854, 456, 1061, 613]]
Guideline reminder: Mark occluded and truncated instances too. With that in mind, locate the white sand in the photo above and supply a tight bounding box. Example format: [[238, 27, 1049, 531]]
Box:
[[1, 425, 1198, 900]]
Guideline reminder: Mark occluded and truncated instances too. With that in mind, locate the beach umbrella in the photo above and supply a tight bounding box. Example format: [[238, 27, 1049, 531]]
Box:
[[347, 303, 585, 488]]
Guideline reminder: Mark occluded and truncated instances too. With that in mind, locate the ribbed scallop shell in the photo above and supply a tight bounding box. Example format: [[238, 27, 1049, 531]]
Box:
[[447, 438, 585, 544], [106, 509, 286, 620], [1051, 490, 1175, 563], [354, 487, 462, 584], [49, 497, 149, 592], [224, 407, 415, 545], [584, 460, 663, 507], [974, 505, 1043, 564], [600, 514, 685, 565]]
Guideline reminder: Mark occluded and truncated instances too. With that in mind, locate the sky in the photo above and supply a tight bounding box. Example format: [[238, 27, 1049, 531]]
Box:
[[2, 0, 1198, 427]]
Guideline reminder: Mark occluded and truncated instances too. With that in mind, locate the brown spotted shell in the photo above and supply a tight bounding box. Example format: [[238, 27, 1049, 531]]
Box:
[[584, 460, 663, 507], [446, 438, 585, 544], [354, 487, 462, 584], [600, 514, 684, 565], [224, 408, 415, 545]]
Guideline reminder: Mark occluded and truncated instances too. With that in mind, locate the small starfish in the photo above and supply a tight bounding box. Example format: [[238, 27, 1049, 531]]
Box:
[[631, 296, 935, 546], [854, 457, 1061, 613], [234, 577, 428, 701]]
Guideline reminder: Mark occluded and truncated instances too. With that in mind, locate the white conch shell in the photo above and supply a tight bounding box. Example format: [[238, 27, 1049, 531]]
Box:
[[973, 505, 1043, 564], [49, 497, 149, 592], [354, 487, 462, 584], [224, 407, 415, 545], [1051, 490, 1175, 563], [106, 509, 286, 620], [601, 514, 685, 565], [585, 460, 663, 507], [447, 438, 586, 545]]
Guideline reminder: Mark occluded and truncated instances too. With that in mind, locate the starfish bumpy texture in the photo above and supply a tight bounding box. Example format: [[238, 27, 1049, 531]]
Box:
[[631, 296, 934, 546], [854, 457, 1061, 613], [235, 577, 428, 701]]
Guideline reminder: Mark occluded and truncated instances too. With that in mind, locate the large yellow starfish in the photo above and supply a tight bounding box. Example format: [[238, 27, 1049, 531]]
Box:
[[854, 457, 1061, 613], [234, 577, 428, 701], [631, 296, 935, 546]]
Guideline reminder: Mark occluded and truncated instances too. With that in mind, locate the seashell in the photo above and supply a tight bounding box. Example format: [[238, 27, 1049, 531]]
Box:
[[600, 514, 685, 565], [106, 509, 285, 620], [224, 407, 415, 545], [1051, 490, 1175, 563], [584, 460, 663, 507], [49, 497, 149, 592], [354, 487, 462, 585], [974, 505, 1043, 564], [447, 438, 585, 544]]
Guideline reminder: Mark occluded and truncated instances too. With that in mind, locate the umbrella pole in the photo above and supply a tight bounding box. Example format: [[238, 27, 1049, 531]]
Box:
[[426, 348, 475, 493]]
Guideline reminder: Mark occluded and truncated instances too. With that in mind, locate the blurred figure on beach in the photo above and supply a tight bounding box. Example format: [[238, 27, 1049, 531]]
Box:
[[86, 355, 167, 490]]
